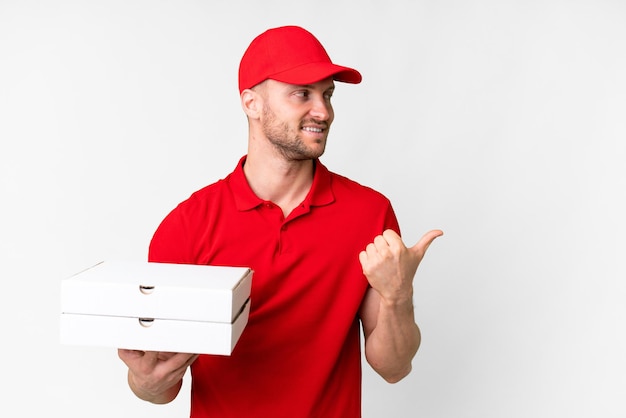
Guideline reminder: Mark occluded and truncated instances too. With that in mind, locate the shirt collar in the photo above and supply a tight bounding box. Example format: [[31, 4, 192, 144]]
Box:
[[228, 155, 335, 212]]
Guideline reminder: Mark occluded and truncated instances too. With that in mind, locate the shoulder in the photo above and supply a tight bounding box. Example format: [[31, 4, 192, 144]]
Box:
[[148, 177, 231, 263], [186, 178, 228, 204], [152, 176, 231, 239], [173, 176, 230, 213], [327, 169, 391, 206], [319, 164, 399, 233]]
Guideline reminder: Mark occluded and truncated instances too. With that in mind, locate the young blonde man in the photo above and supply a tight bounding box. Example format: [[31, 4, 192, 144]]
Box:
[[119, 25, 442, 417]]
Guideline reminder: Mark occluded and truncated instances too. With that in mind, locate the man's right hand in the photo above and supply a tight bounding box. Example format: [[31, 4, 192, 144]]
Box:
[[118, 349, 199, 404]]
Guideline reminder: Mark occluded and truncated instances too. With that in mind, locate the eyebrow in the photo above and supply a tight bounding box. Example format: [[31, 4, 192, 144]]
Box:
[[301, 85, 335, 97], [293, 82, 335, 91]]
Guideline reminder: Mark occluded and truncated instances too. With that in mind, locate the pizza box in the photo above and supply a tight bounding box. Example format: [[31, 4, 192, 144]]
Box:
[[60, 260, 252, 355]]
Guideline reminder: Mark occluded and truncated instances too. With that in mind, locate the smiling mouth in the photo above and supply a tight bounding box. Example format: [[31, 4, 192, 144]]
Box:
[[302, 126, 324, 133]]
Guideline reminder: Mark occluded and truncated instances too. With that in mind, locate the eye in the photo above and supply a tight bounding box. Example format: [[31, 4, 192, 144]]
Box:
[[294, 90, 310, 99]]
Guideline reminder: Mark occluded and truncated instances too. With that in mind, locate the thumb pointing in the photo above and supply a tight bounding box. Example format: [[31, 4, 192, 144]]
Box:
[[409, 229, 444, 257]]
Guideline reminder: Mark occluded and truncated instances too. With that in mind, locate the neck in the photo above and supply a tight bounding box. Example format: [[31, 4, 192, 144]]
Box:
[[243, 153, 315, 217]]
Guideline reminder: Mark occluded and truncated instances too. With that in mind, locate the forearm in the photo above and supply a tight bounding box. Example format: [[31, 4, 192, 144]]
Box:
[[127, 370, 182, 404], [359, 228, 442, 382], [364, 296, 421, 383]]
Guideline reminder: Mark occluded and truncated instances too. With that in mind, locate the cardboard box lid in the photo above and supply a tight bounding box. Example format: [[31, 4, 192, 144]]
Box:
[[61, 261, 252, 323]]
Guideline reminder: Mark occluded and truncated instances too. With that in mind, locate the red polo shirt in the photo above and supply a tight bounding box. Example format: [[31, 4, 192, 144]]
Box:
[[149, 156, 400, 417]]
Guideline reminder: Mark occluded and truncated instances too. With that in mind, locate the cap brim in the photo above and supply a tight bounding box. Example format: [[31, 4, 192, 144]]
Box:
[[268, 62, 362, 86]]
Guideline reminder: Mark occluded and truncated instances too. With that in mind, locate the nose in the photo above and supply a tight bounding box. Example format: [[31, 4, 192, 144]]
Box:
[[309, 95, 332, 122]]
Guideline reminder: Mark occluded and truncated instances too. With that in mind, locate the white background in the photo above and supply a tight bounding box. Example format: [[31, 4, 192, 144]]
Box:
[[1, 1, 624, 417]]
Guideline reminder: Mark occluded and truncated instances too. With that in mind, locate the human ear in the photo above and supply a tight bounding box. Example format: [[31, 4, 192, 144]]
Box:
[[240, 89, 262, 120]]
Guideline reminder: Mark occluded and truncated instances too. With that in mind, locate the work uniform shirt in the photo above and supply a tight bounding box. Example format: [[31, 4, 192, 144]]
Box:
[[149, 156, 400, 418]]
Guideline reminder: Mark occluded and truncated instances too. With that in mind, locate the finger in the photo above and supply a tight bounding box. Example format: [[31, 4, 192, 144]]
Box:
[[118, 348, 146, 363], [373, 235, 389, 252], [381, 229, 403, 251], [185, 354, 200, 368], [142, 351, 160, 363], [358, 250, 368, 267], [156, 351, 177, 361], [162, 354, 199, 378], [381, 229, 401, 243], [168, 353, 199, 369], [409, 229, 444, 256]]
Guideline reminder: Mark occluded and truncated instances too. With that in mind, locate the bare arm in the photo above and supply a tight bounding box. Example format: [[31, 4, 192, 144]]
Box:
[[359, 229, 442, 383], [118, 349, 198, 404]]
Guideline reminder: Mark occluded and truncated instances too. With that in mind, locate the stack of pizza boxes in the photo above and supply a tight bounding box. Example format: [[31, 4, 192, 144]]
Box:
[[60, 261, 252, 355]]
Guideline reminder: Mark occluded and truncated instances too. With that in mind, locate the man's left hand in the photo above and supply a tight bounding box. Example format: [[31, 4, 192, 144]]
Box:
[[359, 229, 443, 304]]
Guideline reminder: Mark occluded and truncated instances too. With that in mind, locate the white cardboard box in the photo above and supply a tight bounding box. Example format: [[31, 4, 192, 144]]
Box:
[[60, 261, 252, 355]]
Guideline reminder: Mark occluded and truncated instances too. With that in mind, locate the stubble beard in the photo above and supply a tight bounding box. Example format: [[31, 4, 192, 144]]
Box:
[[262, 103, 327, 161]]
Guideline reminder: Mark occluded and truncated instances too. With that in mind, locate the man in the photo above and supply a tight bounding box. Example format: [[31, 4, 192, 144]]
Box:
[[118, 25, 442, 417]]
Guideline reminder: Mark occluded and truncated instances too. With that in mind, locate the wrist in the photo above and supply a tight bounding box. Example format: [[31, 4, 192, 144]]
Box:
[[380, 290, 414, 311]]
